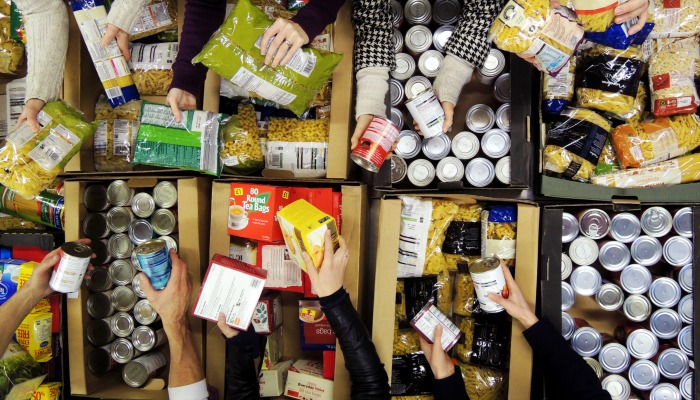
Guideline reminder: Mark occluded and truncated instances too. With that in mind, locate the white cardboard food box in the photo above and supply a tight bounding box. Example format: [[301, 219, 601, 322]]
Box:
[[259, 359, 293, 397], [284, 359, 334, 400]]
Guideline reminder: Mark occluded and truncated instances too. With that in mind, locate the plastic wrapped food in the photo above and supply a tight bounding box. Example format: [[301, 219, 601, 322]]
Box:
[[0, 342, 46, 400], [404, 277, 438, 322], [424, 201, 460, 276], [393, 328, 421, 356], [454, 316, 475, 363], [460, 363, 508, 400], [544, 107, 613, 182], [396, 280, 407, 325], [649, 0, 700, 38], [192, 0, 343, 116], [571, 0, 618, 32], [9, 2, 26, 44], [470, 316, 512, 368], [391, 354, 434, 396], [594, 139, 620, 176], [221, 104, 264, 175], [0, 184, 64, 229], [542, 57, 576, 114], [454, 264, 477, 317], [612, 114, 700, 168], [287, 0, 308, 10], [489, 0, 584, 75], [267, 118, 329, 142], [93, 97, 140, 172], [128, 0, 178, 41], [585, 21, 655, 50], [486, 206, 517, 268], [133, 101, 224, 176], [443, 204, 483, 272], [0, 2, 23, 74], [130, 43, 177, 96], [603, 81, 647, 122], [0, 215, 42, 230], [649, 46, 699, 117], [436, 271, 453, 316], [591, 153, 700, 187], [0, 100, 97, 198]]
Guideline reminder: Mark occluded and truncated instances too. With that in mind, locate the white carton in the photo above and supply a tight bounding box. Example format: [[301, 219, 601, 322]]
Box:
[[284, 359, 334, 400], [259, 359, 293, 397]]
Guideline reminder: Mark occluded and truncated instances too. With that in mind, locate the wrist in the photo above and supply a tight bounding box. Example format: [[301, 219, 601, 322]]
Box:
[[163, 317, 189, 337], [519, 313, 539, 329], [433, 363, 456, 380]]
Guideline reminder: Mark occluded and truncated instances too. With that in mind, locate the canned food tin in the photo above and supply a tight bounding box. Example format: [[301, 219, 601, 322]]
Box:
[[112, 338, 141, 364], [152, 181, 178, 209], [392, 28, 404, 54], [109, 259, 136, 286], [629, 360, 660, 391], [561, 253, 573, 280], [495, 156, 511, 185], [601, 375, 631, 400], [468, 257, 507, 313], [677, 294, 692, 324], [626, 328, 658, 359], [86, 266, 113, 292], [451, 131, 480, 160], [599, 343, 630, 374], [584, 357, 604, 379], [122, 352, 167, 388], [598, 241, 631, 272], [132, 275, 147, 299], [404, 76, 432, 99], [672, 207, 692, 238], [131, 252, 142, 272], [631, 236, 662, 266], [432, 25, 454, 53], [679, 372, 693, 400], [107, 180, 135, 207], [596, 283, 625, 311], [390, 79, 405, 107], [107, 206, 134, 234], [391, 156, 408, 184], [405, 25, 432, 55], [407, 159, 436, 187], [109, 311, 135, 337], [352, 117, 402, 173], [579, 209, 611, 239], [609, 213, 642, 243], [572, 327, 603, 357], [418, 50, 443, 78], [132, 325, 168, 352], [151, 209, 178, 236], [641, 207, 673, 237], [624, 295, 652, 322], [395, 130, 422, 159], [404, 0, 431, 25], [676, 325, 692, 357], [84, 184, 110, 212], [135, 239, 172, 290], [562, 212, 580, 243], [50, 242, 93, 293], [562, 312, 575, 340], [436, 157, 464, 183], [480, 129, 510, 158], [650, 308, 682, 340], [88, 345, 118, 377], [432, 0, 460, 24], [464, 157, 495, 187], [128, 219, 154, 246], [422, 133, 451, 160], [160, 235, 179, 253], [657, 348, 689, 380], [475, 48, 506, 85], [392, 53, 416, 81], [677, 264, 692, 293], [562, 281, 575, 311], [662, 236, 693, 267], [390, 0, 403, 27], [495, 103, 511, 132], [494, 73, 511, 103], [568, 237, 599, 266], [620, 264, 652, 294], [134, 299, 160, 325], [390, 107, 405, 130], [131, 193, 156, 219], [108, 233, 134, 260], [406, 89, 446, 139], [651, 383, 681, 400], [83, 213, 110, 239], [648, 277, 681, 308], [111, 286, 138, 312], [465, 104, 495, 134], [570, 266, 602, 297], [87, 291, 115, 319], [86, 318, 116, 347]]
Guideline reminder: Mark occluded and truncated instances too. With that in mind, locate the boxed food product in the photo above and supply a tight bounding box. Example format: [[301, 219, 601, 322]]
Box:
[[409, 303, 461, 352], [253, 292, 283, 335], [277, 199, 339, 271], [259, 359, 293, 397], [257, 242, 305, 293], [0, 342, 46, 400], [261, 327, 283, 370], [299, 299, 336, 351], [15, 311, 52, 363], [322, 351, 335, 380], [228, 184, 292, 241], [285, 359, 334, 400]]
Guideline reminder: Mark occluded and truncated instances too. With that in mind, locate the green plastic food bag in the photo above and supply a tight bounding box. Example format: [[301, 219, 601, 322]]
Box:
[[193, 0, 343, 116], [221, 115, 265, 175], [0, 342, 47, 400]]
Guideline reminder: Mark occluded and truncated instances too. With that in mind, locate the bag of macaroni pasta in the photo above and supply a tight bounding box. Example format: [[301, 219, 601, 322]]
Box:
[[459, 362, 507, 400], [542, 57, 576, 114], [649, 46, 699, 117], [221, 115, 264, 175], [454, 264, 477, 317], [595, 139, 621, 176], [454, 316, 475, 363], [133, 101, 224, 176], [125, 0, 178, 41], [129, 43, 177, 96], [612, 114, 700, 168], [0, 101, 97, 198], [649, 0, 700, 39], [571, 0, 617, 32], [489, 0, 584, 76], [93, 96, 140, 172], [591, 153, 700, 188], [442, 204, 483, 272], [544, 107, 613, 182], [192, 0, 343, 116], [435, 271, 453, 316], [265, 117, 329, 177], [0, 1, 23, 74], [486, 206, 517, 268]]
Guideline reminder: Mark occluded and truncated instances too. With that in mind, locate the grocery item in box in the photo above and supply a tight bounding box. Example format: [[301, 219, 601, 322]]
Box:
[[18, 262, 50, 312], [32, 382, 61, 400], [299, 300, 336, 351], [585, 21, 655, 50], [410, 303, 461, 352], [0, 258, 23, 305], [229, 237, 258, 265], [591, 153, 700, 188], [257, 242, 304, 292], [193, 254, 267, 330], [486, 206, 517, 268], [391, 353, 433, 396], [649, 46, 699, 117], [93, 97, 140, 172], [649, 0, 700, 39], [261, 327, 283, 370], [404, 277, 438, 322], [571, 0, 617, 32], [0, 184, 65, 230], [6, 78, 25, 135], [0, 3, 23, 75], [128, 0, 178, 41], [229, 184, 292, 241], [285, 359, 334, 400], [221, 114, 264, 176], [253, 292, 283, 335], [322, 351, 335, 380], [259, 359, 293, 397], [0, 342, 46, 400], [277, 199, 339, 271], [15, 311, 52, 363], [542, 57, 576, 115], [265, 141, 328, 178]]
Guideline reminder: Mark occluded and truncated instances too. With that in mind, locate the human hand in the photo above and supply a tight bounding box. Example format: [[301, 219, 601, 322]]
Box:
[[166, 88, 197, 123], [419, 325, 456, 380], [550, 0, 560, 8], [217, 312, 241, 339], [260, 18, 310, 68], [25, 239, 92, 300], [351, 114, 373, 150], [487, 263, 538, 329], [614, 0, 649, 35], [303, 230, 348, 298], [17, 99, 46, 133], [412, 101, 453, 135], [516, 53, 544, 72], [101, 23, 131, 61], [139, 250, 192, 331]]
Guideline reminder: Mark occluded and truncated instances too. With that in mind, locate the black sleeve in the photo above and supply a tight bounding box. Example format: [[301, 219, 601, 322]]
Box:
[[224, 327, 266, 400], [432, 366, 470, 400], [524, 318, 612, 400]]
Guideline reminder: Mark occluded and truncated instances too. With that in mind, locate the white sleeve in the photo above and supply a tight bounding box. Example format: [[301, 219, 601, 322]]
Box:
[[168, 379, 209, 400]]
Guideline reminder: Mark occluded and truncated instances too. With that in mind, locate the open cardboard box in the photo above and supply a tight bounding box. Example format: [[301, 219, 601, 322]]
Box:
[[371, 196, 539, 400], [538, 203, 699, 399], [207, 180, 368, 399], [64, 176, 211, 398]]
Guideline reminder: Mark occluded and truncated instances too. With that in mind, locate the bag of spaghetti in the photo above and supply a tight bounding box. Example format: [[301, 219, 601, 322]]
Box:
[[220, 105, 264, 175], [93, 96, 140, 172], [0, 100, 97, 198], [612, 114, 700, 169], [648, 46, 699, 117], [124, 0, 178, 41], [542, 56, 576, 114], [649, 0, 700, 39], [544, 107, 613, 182], [129, 43, 177, 96], [489, 0, 584, 76], [591, 153, 700, 188]]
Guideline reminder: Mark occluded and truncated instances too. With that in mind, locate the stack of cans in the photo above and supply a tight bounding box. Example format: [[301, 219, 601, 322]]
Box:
[[82, 180, 178, 386], [559, 207, 693, 400], [387, 0, 511, 189]]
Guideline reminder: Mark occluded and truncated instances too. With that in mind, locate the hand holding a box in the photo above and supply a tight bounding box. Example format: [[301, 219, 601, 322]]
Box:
[[217, 312, 241, 339], [303, 231, 349, 298], [418, 325, 456, 380], [487, 264, 539, 329]]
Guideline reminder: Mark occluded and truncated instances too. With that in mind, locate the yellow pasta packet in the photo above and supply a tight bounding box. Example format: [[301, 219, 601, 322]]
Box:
[[571, 0, 618, 32], [591, 153, 700, 188]]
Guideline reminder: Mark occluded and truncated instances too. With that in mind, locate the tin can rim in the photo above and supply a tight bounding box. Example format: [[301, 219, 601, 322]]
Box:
[[626, 328, 658, 359], [629, 360, 659, 390]]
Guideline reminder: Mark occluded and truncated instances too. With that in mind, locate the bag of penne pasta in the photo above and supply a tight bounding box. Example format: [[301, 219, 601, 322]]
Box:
[[649, 45, 699, 117], [127, 0, 178, 41], [129, 43, 177, 96], [649, 0, 700, 39]]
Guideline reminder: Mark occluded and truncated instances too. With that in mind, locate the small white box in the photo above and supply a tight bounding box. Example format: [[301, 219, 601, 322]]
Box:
[[284, 359, 334, 400], [259, 359, 293, 397]]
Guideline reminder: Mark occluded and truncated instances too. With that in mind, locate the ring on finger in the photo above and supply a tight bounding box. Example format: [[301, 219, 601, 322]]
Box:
[[284, 40, 291, 46]]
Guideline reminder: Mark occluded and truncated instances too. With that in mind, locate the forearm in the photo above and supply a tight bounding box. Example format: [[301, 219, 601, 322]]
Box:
[[165, 321, 204, 388], [290, 0, 346, 41], [432, 367, 469, 400], [444, 0, 506, 69], [106, 0, 150, 32], [0, 288, 43, 354], [355, 66, 389, 119], [352, 0, 395, 72]]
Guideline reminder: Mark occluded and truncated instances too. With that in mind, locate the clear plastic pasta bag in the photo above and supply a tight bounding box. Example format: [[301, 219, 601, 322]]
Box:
[[435, 271, 454, 316], [393, 328, 421, 356], [649, 46, 699, 117], [454, 316, 475, 363], [129, 43, 177, 96], [127, 0, 178, 41], [486, 206, 517, 268], [591, 153, 700, 188], [649, 0, 700, 39], [93, 96, 140, 172], [454, 266, 477, 317], [443, 204, 483, 272], [542, 57, 575, 115], [594, 139, 621, 176], [221, 113, 264, 175], [571, 0, 618, 32], [396, 280, 407, 326], [459, 362, 508, 400], [0, 1, 23, 74]]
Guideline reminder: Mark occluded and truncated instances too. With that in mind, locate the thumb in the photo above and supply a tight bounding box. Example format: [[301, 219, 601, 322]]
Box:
[[170, 100, 182, 123], [101, 24, 120, 48], [433, 324, 444, 352], [442, 102, 454, 133], [139, 273, 156, 299], [488, 292, 511, 309], [217, 312, 240, 338]]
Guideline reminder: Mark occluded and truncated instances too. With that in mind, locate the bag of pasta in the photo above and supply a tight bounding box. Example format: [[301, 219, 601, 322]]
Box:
[[454, 316, 475, 363], [266, 117, 329, 177], [0, 100, 97, 198], [93, 96, 140, 172], [592, 152, 700, 188], [585, 19, 655, 50], [393, 328, 421, 356], [193, 0, 343, 116], [602, 81, 647, 122], [396, 280, 407, 327], [595, 139, 621, 176], [459, 362, 508, 400], [435, 271, 453, 316], [571, 0, 617, 32], [454, 264, 477, 317], [542, 57, 576, 114], [0, 1, 23, 74], [127, 0, 178, 41], [129, 43, 177, 96], [612, 114, 700, 168], [489, 0, 584, 76], [486, 206, 517, 268], [544, 108, 613, 182], [649, 47, 699, 117], [443, 204, 482, 272], [220, 104, 264, 175], [649, 0, 700, 39]]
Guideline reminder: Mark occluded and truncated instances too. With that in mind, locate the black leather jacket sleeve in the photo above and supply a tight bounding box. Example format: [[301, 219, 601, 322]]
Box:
[[321, 288, 391, 400], [225, 327, 267, 400]]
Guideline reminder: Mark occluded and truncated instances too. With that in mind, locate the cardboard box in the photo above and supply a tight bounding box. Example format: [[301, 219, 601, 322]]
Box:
[[262, 327, 284, 371], [228, 183, 292, 242], [259, 359, 293, 397], [257, 242, 305, 293], [65, 176, 210, 398], [372, 197, 539, 400], [285, 359, 334, 400], [299, 299, 336, 351], [253, 292, 284, 335]]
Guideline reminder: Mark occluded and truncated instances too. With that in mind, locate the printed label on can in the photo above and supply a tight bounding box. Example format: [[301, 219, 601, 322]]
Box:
[[351, 118, 400, 171], [135, 242, 172, 290], [50, 249, 91, 293], [406, 90, 445, 139], [470, 266, 508, 313]]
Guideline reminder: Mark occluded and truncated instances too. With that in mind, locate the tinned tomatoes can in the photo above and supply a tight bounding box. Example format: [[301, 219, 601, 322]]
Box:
[[468, 257, 507, 313], [50, 242, 94, 293], [351, 117, 401, 173], [134, 239, 172, 290]]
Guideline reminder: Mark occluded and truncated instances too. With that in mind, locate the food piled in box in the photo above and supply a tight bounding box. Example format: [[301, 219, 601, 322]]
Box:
[[285, 359, 334, 400], [0, 0, 24, 75], [93, 97, 140, 173]]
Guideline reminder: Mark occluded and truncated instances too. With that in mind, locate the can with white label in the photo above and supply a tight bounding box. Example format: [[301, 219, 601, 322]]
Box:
[[395, 130, 422, 159], [672, 207, 692, 238], [390, 79, 405, 107], [152, 181, 178, 209], [475, 48, 506, 85], [494, 73, 511, 103], [626, 328, 658, 359], [406, 89, 446, 139], [641, 207, 673, 237], [418, 50, 443, 78], [422, 133, 451, 160], [596, 282, 624, 311], [662, 236, 693, 267], [132, 325, 168, 353], [109, 259, 136, 286], [609, 212, 641, 243], [391, 155, 408, 184], [108, 233, 134, 260], [392, 53, 416, 81], [405, 25, 432, 56], [404, 0, 431, 25], [390, 107, 405, 130], [648, 277, 681, 308], [468, 257, 507, 313], [570, 266, 602, 297], [151, 209, 178, 236], [598, 241, 630, 272], [465, 104, 495, 134], [405, 76, 432, 99], [352, 117, 401, 172], [131, 193, 156, 219], [578, 209, 611, 239], [133, 299, 160, 325], [451, 131, 480, 160], [436, 157, 464, 183], [568, 237, 599, 266], [107, 180, 134, 207], [465, 158, 495, 187], [122, 352, 167, 388], [631, 235, 662, 266], [393, 28, 404, 54], [135, 239, 172, 290], [562, 281, 575, 311], [599, 343, 630, 374], [83, 213, 110, 239], [561, 253, 573, 280], [49, 242, 93, 293], [111, 286, 138, 313], [495, 103, 511, 132], [111, 338, 141, 364], [562, 212, 580, 243], [572, 327, 603, 357], [601, 375, 631, 400], [480, 129, 510, 158], [407, 159, 436, 187], [107, 206, 134, 234], [495, 156, 511, 185], [628, 360, 660, 391], [432, 25, 454, 53], [649, 308, 682, 340], [619, 264, 652, 294], [623, 294, 652, 322]]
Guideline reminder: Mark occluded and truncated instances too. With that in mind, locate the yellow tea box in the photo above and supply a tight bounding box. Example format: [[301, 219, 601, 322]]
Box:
[[277, 199, 339, 271], [32, 382, 61, 400]]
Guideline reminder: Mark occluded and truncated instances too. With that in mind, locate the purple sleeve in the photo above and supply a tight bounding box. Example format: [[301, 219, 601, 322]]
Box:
[[170, 0, 227, 96], [290, 0, 347, 42]]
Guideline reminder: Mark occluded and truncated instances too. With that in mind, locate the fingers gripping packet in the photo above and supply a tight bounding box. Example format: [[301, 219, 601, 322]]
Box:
[[486, 206, 517, 268], [129, 43, 178, 96], [192, 0, 343, 116], [649, 47, 699, 117], [542, 57, 576, 114], [571, 0, 618, 32], [409, 302, 461, 352], [93, 96, 140, 172], [133, 101, 224, 176], [0, 100, 97, 198], [591, 152, 700, 188]]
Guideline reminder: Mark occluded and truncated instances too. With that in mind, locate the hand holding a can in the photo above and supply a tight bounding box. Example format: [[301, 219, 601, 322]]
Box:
[[487, 263, 538, 329], [139, 250, 191, 330], [418, 325, 456, 380], [303, 230, 349, 298]]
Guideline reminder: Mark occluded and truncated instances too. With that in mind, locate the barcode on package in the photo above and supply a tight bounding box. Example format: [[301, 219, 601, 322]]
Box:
[[27, 125, 80, 172], [231, 67, 297, 105], [113, 120, 132, 157], [94, 121, 108, 157], [132, 3, 172, 34]]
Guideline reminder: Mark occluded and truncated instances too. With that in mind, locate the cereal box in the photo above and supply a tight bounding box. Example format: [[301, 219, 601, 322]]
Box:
[[252, 292, 283, 335], [277, 199, 339, 271], [228, 184, 292, 242], [285, 359, 334, 400], [16, 311, 52, 362], [259, 359, 293, 397], [261, 327, 284, 371]]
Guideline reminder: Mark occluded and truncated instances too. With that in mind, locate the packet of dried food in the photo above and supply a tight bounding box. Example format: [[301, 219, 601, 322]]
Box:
[[391, 354, 434, 396], [0, 342, 46, 400], [0, 100, 97, 198], [571, 0, 618, 32], [0, 184, 63, 229], [404, 277, 438, 322], [193, 0, 343, 116], [649, 46, 699, 117], [649, 0, 700, 39], [591, 153, 700, 187], [133, 101, 224, 176], [127, 0, 177, 41], [542, 57, 576, 115], [459, 362, 508, 400], [435, 271, 453, 316], [129, 43, 177, 96], [486, 206, 517, 268], [393, 328, 421, 356], [221, 115, 264, 175], [469, 314, 511, 369], [0, 1, 23, 75], [93, 96, 140, 172], [454, 316, 475, 363], [396, 280, 407, 326], [543, 107, 613, 182], [585, 20, 655, 50], [454, 264, 477, 317], [594, 139, 620, 176], [442, 204, 483, 273]]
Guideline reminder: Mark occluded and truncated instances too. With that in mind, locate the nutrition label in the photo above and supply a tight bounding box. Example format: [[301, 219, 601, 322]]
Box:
[[411, 304, 461, 351]]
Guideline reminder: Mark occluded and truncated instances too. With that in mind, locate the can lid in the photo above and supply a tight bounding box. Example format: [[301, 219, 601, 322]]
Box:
[[641, 207, 673, 237], [436, 157, 465, 182], [561, 253, 572, 280], [391, 156, 408, 184], [390, 108, 404, 130], [583, 357, 603, 379], [132, 326, 155, 350], [63, 241, 94, 258], [570, 266, 602, 297], [629, 360, 660, 391], [679, 373, 693, 400], [88, 346, 113, 376], [404, 0, 431, 22], [662, 236, 693, 267], [390, 0, 403, 26], [494, 73, 511, 103], [107, 180, 133, 207], [677, 325, 693, 357], [651, 383, 682, 400], [393, 54, 416, 80], [108, 234, 133, 259], [562, 213, 580, 243], [451, 131, 480, 160], [677, 294, 693, 324], [405, 25, 432, 52], [649, 277, 681, 308], [396, 131, 422, 158], [87, 267, 112, 292], [658, 349, 689, 379], [83, 213, 109, 239], [109, 259, 135, 284], [631, 236, 662, 266], [626, 328, 658, 359], [650, 308, 682, 339], [561, 281, 575, 311], [123, 360, 149, 388], [568, 237, 599, 266], [405, 76, 432, 99], [433, 0, 460, 24], [84, 184, 109, 211], [112, 287, 137, 312], [390, 79, 405, 107], [672, 207, 693, 238], [481, 129, 510, 159], [571, 327, 602, 357], [465, 158, 495, 187], [620, 264, 652, 294], [561, 312, 575, 340], [153, 181, 178, 209], [598, 241, 631, 272], [623, 295, 652, 322], [418, 51, 443, 77], [152, 209, 177, 235], [599, 343, 630, 374], [466, 104, 495, 133], [407, 159, 435, 187], [610, 213, 641, 243], [495, 103, 511, 132], [111, 312, 135, 336], [422, 134, 451, 160], [596, 283, 624, 311], [495, 156, 511, 185], [107, 207, 134, 233], [393, 28, 403, 53], [469, 257, 500, 274], [479, 49, 506, 76], [134, 299, 157, 324], [579, 209, 611, 239], [432, 25, 454, 52], [678, 264, 693, 293], [132, 193, 156, 218], [111, 338, 134, 363], [601, 375, 631, 400]]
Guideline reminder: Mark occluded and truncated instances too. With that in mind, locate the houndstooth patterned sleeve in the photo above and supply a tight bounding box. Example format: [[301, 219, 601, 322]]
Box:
[[353, 0, 396, 72], [444, 0, 507, 69]]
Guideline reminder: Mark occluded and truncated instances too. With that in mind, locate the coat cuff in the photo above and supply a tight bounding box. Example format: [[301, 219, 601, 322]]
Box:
[[106, 0, 150, 33], [355, 66, 389, 120], [433, 54, 474, 106]]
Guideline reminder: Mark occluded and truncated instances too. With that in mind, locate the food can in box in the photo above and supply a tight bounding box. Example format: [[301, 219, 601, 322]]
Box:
[[649, 308, 681, 340], [111, 286, 138, 312], [108, 233, 134, 260], [436, 157, 464, 183], [628, 360, 660, 391], [480, 129, 510, 158], [571, 327, 602, 357], [561, 253, 572, 280], [561, 212, 580, 243], [392, 53, 416, 81], [465, 158, 495, 187], [160, 235, 179, 253], [623, 294, 652, 322], [599, 343, 630, 374], [128, 219, 154, 245], [131, 193, 156, 218], [111, 338, 141, 364], [134, 299, 160, 325], [578, 209, 611, 239], [432, 25, 454, 53], [87, 291, 115, 319], [83, 213, 110, 239], [422, 133, 451, 160], [657, 348, 689, 380], [570, 266, 601, 297], [651, 383, 682, 399], [648, 277, 681, 308], [494, 73, 511, 103], [495, 156, 511, 184], [404, 0, 431, 25], [135, 239, 172, 290], [88, 345, 118, 377], [407, 159, 435, 187], [86, 266, 113, 292], [49, 242, 93, 293], [151, 208, 178, 236], [631, 235, 662, 266], [662, 236, 693, 267], [676, 325, 692, 357], [672, 207, 692, 238], [451, 131, 479, 160], [84, 184, 110, 212], [152, 181, 178, 209], [561, 312, 575, 340], [561, 281, 575, 311], [390, 79, 405, 107], [418, 50, 443, 78], [107, 206, 134, 234], [405, 25, 432, 55], [495, 103, 511, 132], [405, 76, 432, 99], [680, 372, 693, 400], [677, 294, 692, 324], [626, 328, 658, 360], [131, 252, 143, 272], [392, 28, 404, 54], [109, 259, 136, 286], [132, 325, 167, 352], [609, 212, 641, 243], [351, 117, 401, 173], [86, 318, 115, 347], [598, 241, 630, 272], [90, 238, 112, 266], [568, 237, 599, 266], [596, 282, 624, 311], [677, 264, 692, 293], [475, 48, 506, 85], [406, 89, 446, 139], [465, 104, 495, 134], [390, 107, 404, 130], [391, 156, 408, 184], [122, 351, 167, 388], [390, 0, 403, 27], [601, 375, 631, 400], [395, 130, 422, 159], [640, 207, 673, 237], [468, 257, 507, 313], [432, 0, 460, 24], [132, 273, 147, 298], [106, 180, 134, 207], [107, 311, 135, 338], [583, 357, 603, 379]]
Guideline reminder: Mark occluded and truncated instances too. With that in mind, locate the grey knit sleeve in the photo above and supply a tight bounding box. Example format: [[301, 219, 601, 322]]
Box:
[[353, 0, 396, 72], [444, 0, 506, 69], [106, 0, 151, 33]]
